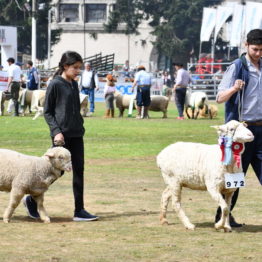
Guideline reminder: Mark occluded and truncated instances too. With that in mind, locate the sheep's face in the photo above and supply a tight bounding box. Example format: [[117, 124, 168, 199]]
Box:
[[212, 120, 254, 143], [44, 147, 72, 172], [232, 122, 254, 143]]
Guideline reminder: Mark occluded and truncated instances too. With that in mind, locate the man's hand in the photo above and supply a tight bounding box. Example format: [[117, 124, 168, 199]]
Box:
[[233, 79, 245, 92]]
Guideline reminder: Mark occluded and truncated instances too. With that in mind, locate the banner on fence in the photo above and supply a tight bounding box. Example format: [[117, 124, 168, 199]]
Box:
[[95, 77, 163, 102], [0, 71, 8, 91]]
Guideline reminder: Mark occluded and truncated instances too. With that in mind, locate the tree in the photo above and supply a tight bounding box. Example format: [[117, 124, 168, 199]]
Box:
[[0, 0, 61, 60], [105, 0, 223, 66]]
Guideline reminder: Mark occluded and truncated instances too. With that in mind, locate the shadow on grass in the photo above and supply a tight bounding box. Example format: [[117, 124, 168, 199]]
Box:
[[195, 222, 262, 233], [97, 210, 160, 220], [235, 224, 262, 233], [11, 215, 73, 223]]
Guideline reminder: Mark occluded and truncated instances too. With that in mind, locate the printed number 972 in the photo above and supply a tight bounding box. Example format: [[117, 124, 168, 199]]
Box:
[[227, 181, 244, 188]]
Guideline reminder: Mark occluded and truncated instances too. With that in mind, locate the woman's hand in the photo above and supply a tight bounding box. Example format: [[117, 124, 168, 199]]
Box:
[[54, 133, 65, 146]]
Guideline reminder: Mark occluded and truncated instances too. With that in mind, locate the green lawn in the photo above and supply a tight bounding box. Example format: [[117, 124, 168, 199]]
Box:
[[0, 102, 261, 262]]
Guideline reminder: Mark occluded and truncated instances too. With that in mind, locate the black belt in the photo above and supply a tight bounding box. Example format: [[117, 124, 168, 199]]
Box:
[[138, 85, 150, 88], [11, 81, 19, 83], [246, 121, 262, 126]]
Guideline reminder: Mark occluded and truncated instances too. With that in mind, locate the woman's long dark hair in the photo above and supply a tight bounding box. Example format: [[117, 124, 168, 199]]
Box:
[[53, 51, 83, 77]]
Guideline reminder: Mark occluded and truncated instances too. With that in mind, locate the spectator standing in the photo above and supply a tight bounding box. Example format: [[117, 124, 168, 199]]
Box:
[[80, 62, 99, 116], [26, 61, 39, 90], [216, 29, 262, 227], [173, 63, 192, 120], [131, 65, 152, 119], [103, 74, 116, 118], [162, 71, 172, 99], [23, 51, 99, 222], [122, 60, 130, 77], [7, 57, 22, 116]]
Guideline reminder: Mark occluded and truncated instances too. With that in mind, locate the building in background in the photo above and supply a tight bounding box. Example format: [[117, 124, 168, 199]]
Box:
[[49, 0, 158, 71]]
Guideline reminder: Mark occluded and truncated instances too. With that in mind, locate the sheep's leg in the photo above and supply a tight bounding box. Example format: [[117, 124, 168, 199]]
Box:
[[207, 187, 231, 232], [223, 192, 234, 232], [162, 110, 167, 118], [160, 186, 172, 225], [185, 107, 191, 119], [33, 194, 50, 223], [119, 108, 124, 117], [192, 108, 196, 119], [208, 109, 213, 119], [3, 189, 24, 223], [170, 185, 195, 230], [195, 110, 200, 119]]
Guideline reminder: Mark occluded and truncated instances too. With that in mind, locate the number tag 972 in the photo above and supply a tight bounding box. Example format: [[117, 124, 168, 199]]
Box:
[[224, 173, 245, 189]]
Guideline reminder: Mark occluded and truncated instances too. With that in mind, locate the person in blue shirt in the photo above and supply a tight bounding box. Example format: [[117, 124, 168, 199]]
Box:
[[216, 29, 262, 227], [131, 65, 152, 119], [26, 61, 39, 90]]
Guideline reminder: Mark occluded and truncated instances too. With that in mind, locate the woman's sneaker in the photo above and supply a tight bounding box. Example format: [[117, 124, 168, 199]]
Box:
[[23, 195, 40, 219], [73, 209, 99, 222]]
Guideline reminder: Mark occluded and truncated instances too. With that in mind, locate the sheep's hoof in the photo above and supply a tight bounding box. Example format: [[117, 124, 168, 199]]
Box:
[[3, 218, 10, 223], [42, 217, 51, 223], [160, 218, 169, 225], [186, 224, 195, 230], [223, 227, 232, 233], [214, 222, 224, 230]]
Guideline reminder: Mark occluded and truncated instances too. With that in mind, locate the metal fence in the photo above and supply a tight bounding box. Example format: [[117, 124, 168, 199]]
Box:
[[189, 74, 223, 100], [35, 68, 227, 100]]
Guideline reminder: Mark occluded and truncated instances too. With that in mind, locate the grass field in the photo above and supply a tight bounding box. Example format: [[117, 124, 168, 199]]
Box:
[[0, 102, 261, 262]]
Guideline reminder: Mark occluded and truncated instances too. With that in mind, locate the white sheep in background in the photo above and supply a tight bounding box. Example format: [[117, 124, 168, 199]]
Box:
[[157, 120, 254, 232], [32, 92, 89, 120], [79, 93, 89, 117], [115, 93, 169, 118], [0, 91, 6, 116], [0, 147, 72, 223], [185, 90, 209, 119]]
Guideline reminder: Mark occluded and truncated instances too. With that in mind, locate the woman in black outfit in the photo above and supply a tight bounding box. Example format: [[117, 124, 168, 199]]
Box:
[[23, 51, 98, 221]]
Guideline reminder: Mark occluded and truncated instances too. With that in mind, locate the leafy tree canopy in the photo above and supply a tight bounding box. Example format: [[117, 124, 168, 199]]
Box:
[[0, 0, 61, 60], [105, 0, 223, 64]]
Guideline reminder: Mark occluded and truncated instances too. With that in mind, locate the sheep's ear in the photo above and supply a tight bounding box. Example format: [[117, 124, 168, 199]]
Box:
[[210, 125, 220, 130], [45, 151, 55, 158]]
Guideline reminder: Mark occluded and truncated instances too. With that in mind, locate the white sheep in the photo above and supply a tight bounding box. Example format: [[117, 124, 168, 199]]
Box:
[[0, 91, 6, 116], [32, 91, 89, 120], [115, 93, 169, 118], [79, 93, 89, 117], [157, 120, 254, 232], [185, 90, 209, 119], [0, 147, 72, 223]]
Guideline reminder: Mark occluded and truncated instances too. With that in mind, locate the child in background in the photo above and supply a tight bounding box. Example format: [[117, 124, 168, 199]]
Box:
[[104, 74, 116, 118]]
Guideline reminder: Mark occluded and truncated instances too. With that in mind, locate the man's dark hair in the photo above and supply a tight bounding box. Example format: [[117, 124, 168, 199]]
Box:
[[173, 62, 183, 67], [137, 65, 146, 72], [27, 61, 33, 66], [7, 57, 15, 64], [247, 29, 262, 45]]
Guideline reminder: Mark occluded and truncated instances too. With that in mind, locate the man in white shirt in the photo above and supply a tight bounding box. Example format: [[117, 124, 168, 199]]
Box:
[[173, 63, 192, 120], [80, 62, 99, 116], [131, 65, 152, 119], [7, 57, 22, 116]]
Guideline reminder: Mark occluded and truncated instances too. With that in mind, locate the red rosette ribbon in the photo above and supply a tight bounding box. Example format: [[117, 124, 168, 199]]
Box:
[[219, 137, 225, 162], [232, 142, 244, 168]]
